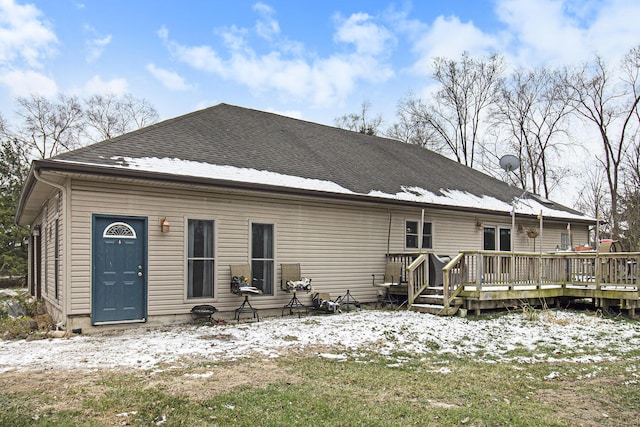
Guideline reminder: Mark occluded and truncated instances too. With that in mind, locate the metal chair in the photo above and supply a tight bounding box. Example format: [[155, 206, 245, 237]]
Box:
[[372, 262, 403, 309], [280, 263, 311, 317]]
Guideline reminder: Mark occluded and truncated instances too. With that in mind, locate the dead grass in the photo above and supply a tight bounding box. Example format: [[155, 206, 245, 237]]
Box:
[[1, 352, 639, 426]]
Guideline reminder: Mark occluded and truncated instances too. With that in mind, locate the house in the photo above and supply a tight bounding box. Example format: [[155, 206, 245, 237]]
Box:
[[16, 103, 595, 329]]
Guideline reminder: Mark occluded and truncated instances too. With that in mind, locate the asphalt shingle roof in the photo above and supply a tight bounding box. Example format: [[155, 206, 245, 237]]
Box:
[[52, 103, 583, 218]]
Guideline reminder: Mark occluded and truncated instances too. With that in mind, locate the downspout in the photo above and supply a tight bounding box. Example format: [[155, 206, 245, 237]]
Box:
[[33, 169, 71, 328], [386, 210, 392, 255]]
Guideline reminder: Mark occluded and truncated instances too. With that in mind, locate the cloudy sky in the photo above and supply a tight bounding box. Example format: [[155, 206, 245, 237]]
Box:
[[1, 0, 639, 130]]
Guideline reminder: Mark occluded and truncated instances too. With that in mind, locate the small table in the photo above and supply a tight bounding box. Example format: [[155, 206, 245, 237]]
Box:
[[282, 291, 308, 317], [234, 290, 260, 322]]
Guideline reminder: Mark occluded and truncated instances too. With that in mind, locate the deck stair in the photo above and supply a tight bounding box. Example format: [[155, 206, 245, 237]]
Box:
[[410, 286, 462, 316]]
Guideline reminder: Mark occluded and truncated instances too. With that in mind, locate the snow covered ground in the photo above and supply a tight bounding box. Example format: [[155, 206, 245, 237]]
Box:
[[1, 309, 639, 373]]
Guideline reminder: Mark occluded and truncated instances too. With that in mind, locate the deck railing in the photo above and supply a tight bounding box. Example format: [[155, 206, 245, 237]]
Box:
[[442, 252, 465, 309], [388, 251, 639, 309], [444, 251, 640, 295], [385, 253, 427, 306]]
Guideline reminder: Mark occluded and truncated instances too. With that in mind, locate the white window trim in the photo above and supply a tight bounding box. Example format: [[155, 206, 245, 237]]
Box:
[[184, 217, 217, 302], [404, 218, 433, 251], [249, 220, 276, 296], [483, 224, 512, 252]]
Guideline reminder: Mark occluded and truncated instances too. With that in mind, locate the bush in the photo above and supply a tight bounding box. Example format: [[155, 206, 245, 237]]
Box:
[[0, 291, 53, 340]]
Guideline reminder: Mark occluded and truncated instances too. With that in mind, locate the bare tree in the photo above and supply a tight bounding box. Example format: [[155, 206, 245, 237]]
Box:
[[85, 93, 159, 142], [13, 94, 84, 159], [387, 96, 439, 149], [395, 52, 504, 167], [620, 129, 640, 250], [493, 67, 574, 198], [334, 101, 383, 136], [564, 46, 640, 238], [575, 166, 612, 241]]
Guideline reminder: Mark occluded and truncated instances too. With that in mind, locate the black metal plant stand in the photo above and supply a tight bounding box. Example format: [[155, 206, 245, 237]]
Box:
[[235, 293, 259, 322], [336, 289, 361, 312], [282, 291, 307, 318]]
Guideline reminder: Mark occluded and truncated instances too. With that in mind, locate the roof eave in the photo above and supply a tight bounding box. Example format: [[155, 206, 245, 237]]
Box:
[[26, 159, 596, 225], [15, 162, 40, 226]]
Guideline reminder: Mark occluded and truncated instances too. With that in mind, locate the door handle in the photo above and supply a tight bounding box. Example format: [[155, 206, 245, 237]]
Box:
[[138, 272, 143, 277]]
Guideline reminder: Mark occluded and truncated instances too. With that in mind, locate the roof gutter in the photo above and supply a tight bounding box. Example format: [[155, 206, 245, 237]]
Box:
[[32, 168, 71, 327], [30, 159, 596, 225]]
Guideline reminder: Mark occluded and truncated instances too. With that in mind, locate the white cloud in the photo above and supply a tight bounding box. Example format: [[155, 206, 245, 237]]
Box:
[[495, 0, 588, 66], [405, 15, 503, 77], [0, 68, 57, 97], [159, 9, 394, 108], [157, 25, 169, 41], [160, 28, 225, 74], [253, 2, 280, 41], [219, 25, 249, 51], [84, 75, 128, 95], [146, 63, 194, 91], [83, 25, 112, 62], [396, 0, 640, 79], [0, 0, 58, 67], [495, 0, 640, 66], [333, 12, 395, 56], [573, 0, 640, 62]]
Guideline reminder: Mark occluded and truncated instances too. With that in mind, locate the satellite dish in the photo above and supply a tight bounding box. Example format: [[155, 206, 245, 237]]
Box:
[[499, 155, 520, 172]]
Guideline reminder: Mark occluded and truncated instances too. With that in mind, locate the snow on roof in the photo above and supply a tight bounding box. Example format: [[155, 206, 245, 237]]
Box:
[[112, 155, 355, 194], [1, 310, 638, 372], [57, 156, 593, 221]]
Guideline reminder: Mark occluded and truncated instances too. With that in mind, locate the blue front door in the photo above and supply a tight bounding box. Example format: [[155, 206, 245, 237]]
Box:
[[92, 216, 147, 324]]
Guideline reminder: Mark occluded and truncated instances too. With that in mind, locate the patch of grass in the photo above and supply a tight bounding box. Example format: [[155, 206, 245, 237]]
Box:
[[2, 353, 640, 426]]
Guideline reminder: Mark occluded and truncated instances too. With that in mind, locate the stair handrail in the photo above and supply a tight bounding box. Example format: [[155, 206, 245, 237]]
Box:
[[406, 254, 428, 306], [443, 252, 466, 309]]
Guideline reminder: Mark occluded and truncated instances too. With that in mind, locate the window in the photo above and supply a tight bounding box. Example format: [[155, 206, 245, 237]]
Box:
[[251, 223, 274, 295], [483, 227, 496, 251], [483, 226, 511, 251], [405, 220, 432, 249], [560, 233, 572, 250], [499, 228, 511, 252], [187, 219, 215, 299], [103, 222, 136, 238]]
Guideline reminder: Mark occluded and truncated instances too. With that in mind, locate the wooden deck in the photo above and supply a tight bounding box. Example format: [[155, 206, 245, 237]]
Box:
[[386, 251, 640, 317]]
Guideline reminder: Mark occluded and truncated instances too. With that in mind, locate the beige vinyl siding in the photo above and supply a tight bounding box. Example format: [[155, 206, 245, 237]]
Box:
[[67, 177, 592, 318], [69, 179, 393, 315], [40, 192, 64, 313]]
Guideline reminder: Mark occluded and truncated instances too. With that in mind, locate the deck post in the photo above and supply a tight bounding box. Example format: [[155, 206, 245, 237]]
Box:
[[477, 252, 484, 291], [595, 253, 601, 291]]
